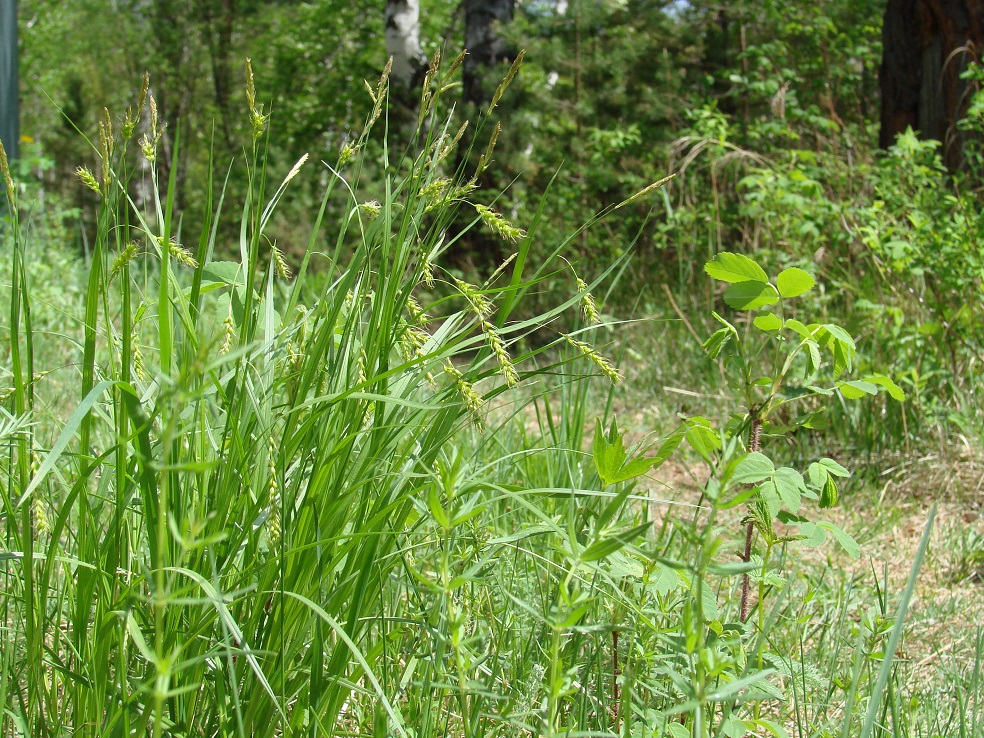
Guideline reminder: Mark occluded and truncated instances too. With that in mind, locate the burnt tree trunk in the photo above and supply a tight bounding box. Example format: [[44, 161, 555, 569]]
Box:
[[880, 0, 984, 169], [463, 0, 515, 108]]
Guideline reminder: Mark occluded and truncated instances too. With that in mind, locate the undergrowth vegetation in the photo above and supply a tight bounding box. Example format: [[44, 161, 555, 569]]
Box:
[[0, 51, 980, 738]]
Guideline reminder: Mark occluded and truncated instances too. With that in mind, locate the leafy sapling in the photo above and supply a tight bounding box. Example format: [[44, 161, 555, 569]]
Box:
[[700, 251, 905, 621]]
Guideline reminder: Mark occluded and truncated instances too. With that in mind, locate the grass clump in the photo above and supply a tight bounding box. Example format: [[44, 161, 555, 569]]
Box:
[[0, 57, 612, 736], [0, 56, 970, 738]]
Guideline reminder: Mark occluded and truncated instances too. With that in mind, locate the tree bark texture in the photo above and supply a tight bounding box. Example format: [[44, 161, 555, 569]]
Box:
[[200, 0, 237, 148], [880, 0, 984, 169], [463, 0, 515, 107], [0, 0, 18, 165], [386, 0, 428, 91]]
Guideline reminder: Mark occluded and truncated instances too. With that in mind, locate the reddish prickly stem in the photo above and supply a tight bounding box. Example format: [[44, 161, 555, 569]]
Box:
[[739, 416, 764, 623]]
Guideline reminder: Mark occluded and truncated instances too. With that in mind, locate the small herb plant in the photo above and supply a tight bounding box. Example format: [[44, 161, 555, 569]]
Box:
[[698, 251, 903, 616], [590, 251, 906, 735]]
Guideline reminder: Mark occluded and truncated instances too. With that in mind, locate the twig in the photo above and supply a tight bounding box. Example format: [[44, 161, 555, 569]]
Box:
[[662, 283, 702, 346]]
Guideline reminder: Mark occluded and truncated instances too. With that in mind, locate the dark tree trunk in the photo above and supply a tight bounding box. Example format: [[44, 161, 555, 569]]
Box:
[[200, 0, 237, 149], [880, 0, 984, 169], [701, 5, 737, 116], [462, 0, 515, 108], [0, 0, 18, 168]]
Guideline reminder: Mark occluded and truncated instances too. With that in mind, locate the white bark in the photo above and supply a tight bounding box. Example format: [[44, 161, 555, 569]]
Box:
[[385, 0, 427, 89]]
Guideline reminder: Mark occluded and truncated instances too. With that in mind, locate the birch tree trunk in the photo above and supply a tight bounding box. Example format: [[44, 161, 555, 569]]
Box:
[[385, 0, 427, 91]]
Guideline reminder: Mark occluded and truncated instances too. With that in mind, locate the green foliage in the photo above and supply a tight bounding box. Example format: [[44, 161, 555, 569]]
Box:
[[6, 0, 984, 733]]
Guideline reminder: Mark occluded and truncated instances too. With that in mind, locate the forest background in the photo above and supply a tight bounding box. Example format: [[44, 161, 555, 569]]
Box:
[[14, 0, 984, 460]]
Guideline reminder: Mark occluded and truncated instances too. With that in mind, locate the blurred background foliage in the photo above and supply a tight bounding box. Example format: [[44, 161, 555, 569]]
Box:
[[9, 0, 984, 453]]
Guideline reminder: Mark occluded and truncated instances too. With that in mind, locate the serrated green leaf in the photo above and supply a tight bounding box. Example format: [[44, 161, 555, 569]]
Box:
[[753, 313, 783, 332], [776, 267, 815, 298], [685, 418, 721, 461], [609, 455, 654, 485], [784, 318, 814, 340], [819, 475, 838, 508], [805, 340, 821, 376], [798, 522, 827, 547], [818, 457, 850, 477], [593, 418, 627, 486], [594, 419, 682, 487], [704, 252, 769, 283], [759, 482, 782, 518], [773, 467, 805, 513], [732, 451, 775, 484], [865, 374, 906, 401], [724, 281, 780, 310], [838, 380, 878, 400]]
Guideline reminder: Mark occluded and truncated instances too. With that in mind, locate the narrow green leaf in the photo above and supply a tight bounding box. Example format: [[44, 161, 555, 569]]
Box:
[[805, 340, 821, 376], [580, 522, 652, 562], [427, 486, 450, 528], [859, 506, 935, 738], [18, 380, 116, 507], [649, 425, 687, 470], [282, 591, 410, 738], [818, 521, 860, 559], [704, 327, 735, 358]]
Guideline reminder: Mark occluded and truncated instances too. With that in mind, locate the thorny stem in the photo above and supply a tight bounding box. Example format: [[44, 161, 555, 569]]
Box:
[[739, 416, 763, 623]]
